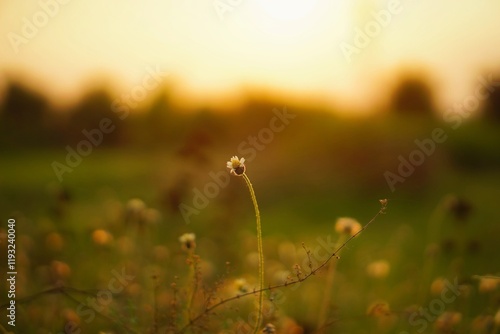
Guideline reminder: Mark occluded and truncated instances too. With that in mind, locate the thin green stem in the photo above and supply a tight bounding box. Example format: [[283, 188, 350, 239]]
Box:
[[242, 173, 264, 334]]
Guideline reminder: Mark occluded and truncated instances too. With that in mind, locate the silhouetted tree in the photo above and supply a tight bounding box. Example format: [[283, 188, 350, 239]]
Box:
[[0, 80, 50, 147], [482, 75, 500, 122], [66, 88, 123, 146], [145, 90, 176, 145], [390, 75, 436, 116]]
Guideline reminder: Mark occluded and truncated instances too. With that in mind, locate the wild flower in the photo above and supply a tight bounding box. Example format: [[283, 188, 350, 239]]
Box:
[[179, 233, 196, 252], [367, 301, 391, 317], [92, 229, 114, 246], [335, 217, 362, 236], [262, 323, 276, 333], [45, 231, 65, 252], [126, 198, 146, 217], [226, 155, 246, 176], [435, 311, 462, 332], [124, 198, 149, 233], [494, 308, 500, 327], [5, 154, 393, 334], [227, 155, 264, 334], [61, 308, 80, 327], [366, 260, 390, 279], [50, 260, 71, 283], [477, 276, 499, 293], [234, 278, 249, 293], [430, 277, 447, 296]]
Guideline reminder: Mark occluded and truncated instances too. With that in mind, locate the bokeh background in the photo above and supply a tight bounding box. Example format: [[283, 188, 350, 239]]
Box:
[[1, 0, 500, 333]]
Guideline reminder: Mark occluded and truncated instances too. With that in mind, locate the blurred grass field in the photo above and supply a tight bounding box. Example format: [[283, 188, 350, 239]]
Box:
[[1, 113, 500, 333]]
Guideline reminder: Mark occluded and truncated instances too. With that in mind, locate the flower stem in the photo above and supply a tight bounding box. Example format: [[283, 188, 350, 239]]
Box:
[[242, 173, 264, 334]]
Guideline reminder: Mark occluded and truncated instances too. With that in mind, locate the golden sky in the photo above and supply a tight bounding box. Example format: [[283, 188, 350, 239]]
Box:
[[1, 0, 500, 112]]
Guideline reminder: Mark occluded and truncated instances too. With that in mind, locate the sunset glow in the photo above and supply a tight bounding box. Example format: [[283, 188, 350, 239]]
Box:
[[1, 0, 500, 112]]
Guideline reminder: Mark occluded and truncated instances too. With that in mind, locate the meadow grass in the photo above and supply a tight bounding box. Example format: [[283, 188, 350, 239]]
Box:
[[1, 118, 500, 333]]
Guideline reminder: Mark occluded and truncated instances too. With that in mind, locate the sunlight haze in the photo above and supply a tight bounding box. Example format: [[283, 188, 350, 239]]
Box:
[[1, 0, 499, 112]]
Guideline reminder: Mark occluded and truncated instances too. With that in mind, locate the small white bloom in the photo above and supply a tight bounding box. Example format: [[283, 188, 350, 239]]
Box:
[[179, 233, 196, 251], [226, 156, 246, 176], [262, 323, 276, 333]]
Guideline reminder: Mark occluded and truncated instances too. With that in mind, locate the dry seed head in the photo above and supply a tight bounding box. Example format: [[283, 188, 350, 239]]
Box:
[[226, 156, 246, 176]]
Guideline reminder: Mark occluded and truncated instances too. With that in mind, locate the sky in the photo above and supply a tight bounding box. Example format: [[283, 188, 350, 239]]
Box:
[[1, 0, 500, 113]]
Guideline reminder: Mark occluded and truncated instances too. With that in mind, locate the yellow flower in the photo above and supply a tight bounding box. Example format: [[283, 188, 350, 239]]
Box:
[[435, 311, 462, 332], [478, 276, 499, 293], [226, 156, 246, 176], [92, 229, 114, 246], [366, 260, 390, 279]]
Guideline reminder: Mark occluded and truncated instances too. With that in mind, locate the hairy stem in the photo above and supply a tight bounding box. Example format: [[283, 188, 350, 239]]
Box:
[[242, 173, 264, 334]]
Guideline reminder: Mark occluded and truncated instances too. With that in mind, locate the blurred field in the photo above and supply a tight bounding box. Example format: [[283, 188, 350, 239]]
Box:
[[2, 0, 500, 331], [1, 108, 500, 333]]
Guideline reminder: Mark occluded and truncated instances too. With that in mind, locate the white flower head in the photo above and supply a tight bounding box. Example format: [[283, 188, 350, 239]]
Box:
[[226, 156, 246, 176], [179, 233, 196, 251]]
